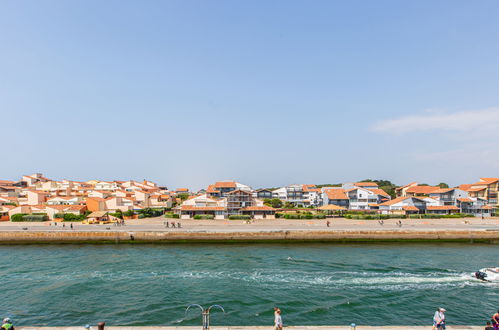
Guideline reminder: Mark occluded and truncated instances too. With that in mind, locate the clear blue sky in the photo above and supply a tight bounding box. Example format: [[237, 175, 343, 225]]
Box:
[[1, 0, 499, 190]]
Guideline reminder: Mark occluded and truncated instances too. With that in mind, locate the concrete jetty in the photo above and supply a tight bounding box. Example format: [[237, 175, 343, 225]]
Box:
[[0, 228, 497, 243], [0, 218, 496, 243]]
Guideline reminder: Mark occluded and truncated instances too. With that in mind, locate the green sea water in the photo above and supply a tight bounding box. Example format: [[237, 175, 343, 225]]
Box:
[[0, 243, 497, 326]]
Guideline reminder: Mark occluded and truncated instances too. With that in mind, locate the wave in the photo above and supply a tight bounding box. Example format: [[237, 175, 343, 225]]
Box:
[[5, 269, 494, 290]]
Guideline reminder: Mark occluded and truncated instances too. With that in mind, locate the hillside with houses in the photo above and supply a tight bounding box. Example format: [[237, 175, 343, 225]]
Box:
[[0, 174, 497, 222]]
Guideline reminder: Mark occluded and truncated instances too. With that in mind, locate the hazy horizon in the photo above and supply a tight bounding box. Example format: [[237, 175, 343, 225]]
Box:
[[2, 0, 499, 190]]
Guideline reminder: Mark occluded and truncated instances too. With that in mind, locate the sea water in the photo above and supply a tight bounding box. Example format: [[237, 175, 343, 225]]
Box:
[[0, 243, 497, 326]]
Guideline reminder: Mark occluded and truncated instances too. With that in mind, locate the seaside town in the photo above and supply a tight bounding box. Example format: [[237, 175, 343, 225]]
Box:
[[0, 173, 497, 223]]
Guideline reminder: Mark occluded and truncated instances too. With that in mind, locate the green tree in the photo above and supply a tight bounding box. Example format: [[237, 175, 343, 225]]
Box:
[[263, 198, 283, 208], [177, 193, 190, 201], [438, 182, 449, 188], [360, 179, 398, 199]]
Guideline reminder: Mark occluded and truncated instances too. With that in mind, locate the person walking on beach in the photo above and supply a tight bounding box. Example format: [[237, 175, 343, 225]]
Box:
[[485, 321, 494, 330], [274, 307, 283, 330], [433, 307, 446, 330], [1, 317, 14, 330]]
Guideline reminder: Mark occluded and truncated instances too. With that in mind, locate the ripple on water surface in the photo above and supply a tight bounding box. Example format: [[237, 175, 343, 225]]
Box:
[[0, 243, 497, 326]]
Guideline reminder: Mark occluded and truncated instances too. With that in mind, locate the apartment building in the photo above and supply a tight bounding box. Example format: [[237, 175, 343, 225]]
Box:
[[206, 181, 252, 198]]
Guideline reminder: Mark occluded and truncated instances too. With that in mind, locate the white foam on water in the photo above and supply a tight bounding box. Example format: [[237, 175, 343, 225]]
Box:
[[7, 269, 497, 290]]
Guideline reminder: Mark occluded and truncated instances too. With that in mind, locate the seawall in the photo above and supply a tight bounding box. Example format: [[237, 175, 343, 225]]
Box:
[[0, 229, 497, 243]]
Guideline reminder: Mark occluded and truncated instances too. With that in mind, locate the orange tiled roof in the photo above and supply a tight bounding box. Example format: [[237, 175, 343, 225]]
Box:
[[473, 178, 499, 185], [214, 181, 237, 188], [241, 206, 276, 211], [406, 186, 440, 194], [85, 197, 106, 202], [430, 188, 454, 194], [30, 204, 47, 210], [368, 188, 390, 198], [325, 189, 348, 200], [402, 206, 419, 211], [302, 184, 317, 192], [378, 196, 413, 206], [427, 205, 459, 210], [0, 180, 15, 185], [354, 182, 378, 187], [457, 198, 473, 203], [458, 184, 473, 191], [179, 206, 226, 211], [395, 182, 417, 191], [467, 187, 486, 192]]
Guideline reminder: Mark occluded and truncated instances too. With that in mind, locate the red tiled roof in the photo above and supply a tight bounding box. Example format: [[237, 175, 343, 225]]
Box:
[[457, 198, 473, 203], [403, 206, 419, 211]]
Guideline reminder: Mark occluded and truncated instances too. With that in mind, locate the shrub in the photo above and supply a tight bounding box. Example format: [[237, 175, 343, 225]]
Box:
[[54, 213, 65, 219], [109, 212, 123, 219], [228, 215, 251, 220], [193, 214, 215, 220], [62, 213, 87, 221], [346, 214, 399, 220], [164, 212, 180, 219], [137, 208, 164, 218], [10, 213, 27, 222], [279, 212, 326, 219], [177, 193, 190, 201], [19, 214, 49, 222], [123, 210, 135, 217], [110, 210, 123, 219]]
